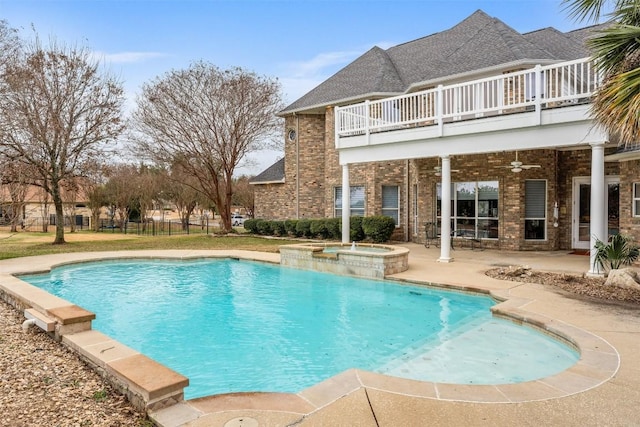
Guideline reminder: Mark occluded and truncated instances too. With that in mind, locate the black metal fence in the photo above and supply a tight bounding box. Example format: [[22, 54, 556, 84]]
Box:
[[97, 218, 214, 236], [4, 215, 91, 232]]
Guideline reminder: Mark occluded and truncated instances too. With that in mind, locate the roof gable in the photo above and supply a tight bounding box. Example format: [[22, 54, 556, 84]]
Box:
[[283, 46, 404, 114], [249, 157, 285, 184], [523, 27, 589, 60], [281, 9, 593, 114]]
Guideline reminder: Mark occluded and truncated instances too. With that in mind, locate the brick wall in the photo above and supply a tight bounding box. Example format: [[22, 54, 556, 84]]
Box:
[[255, 110, 630, 251], [618, 159, 640, 241], [411, 150, 561, 250]]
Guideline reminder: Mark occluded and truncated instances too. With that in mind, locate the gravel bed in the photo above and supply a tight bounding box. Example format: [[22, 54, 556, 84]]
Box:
[[485, 267, 640, 305], [0, 300, 147, 427]]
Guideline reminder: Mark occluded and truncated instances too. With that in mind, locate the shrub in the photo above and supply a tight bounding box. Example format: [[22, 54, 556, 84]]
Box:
[[284, 219, 299, 237], [349, 216, 365, 242], [243, 218, 259, 234], [310, 219, 329, 239], [271, 220, 286, 236], [296, 219, 312, 238], [361, 216, 396, 243], [256, 219, 273, 235], [325, 218, 341, 240], [593, 233, 640, 272]]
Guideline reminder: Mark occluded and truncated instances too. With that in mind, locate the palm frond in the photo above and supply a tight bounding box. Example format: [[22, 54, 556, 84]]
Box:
[[593, 234, 640, 271], [588, 24, 640, 73], [592, 66, 640, 143], [562, 0, 610, 22]]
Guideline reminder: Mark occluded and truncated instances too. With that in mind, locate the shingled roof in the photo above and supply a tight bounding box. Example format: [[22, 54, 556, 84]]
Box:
[[281, 9, 597, 115], [249, 157, 285, 184]]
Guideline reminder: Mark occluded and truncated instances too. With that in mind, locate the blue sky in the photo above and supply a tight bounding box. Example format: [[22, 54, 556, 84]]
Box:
[[0, 0, 597, 174]]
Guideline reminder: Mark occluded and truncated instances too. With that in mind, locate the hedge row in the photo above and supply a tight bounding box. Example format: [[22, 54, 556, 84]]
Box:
[[244, 216, 396, 243]]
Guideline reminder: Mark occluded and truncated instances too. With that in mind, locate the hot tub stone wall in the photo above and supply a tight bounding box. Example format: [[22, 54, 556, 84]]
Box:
[[279, 244, 409, 279]]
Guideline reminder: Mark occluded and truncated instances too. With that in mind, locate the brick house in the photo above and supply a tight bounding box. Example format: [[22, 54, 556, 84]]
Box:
[[251, 10, 640, 273]]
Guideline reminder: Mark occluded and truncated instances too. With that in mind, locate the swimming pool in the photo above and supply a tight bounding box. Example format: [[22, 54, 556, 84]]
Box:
[[21, 258, 579, 399]]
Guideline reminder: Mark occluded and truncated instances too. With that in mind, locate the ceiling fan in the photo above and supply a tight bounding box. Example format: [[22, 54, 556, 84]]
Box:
[[499, 151, 541, 173], [432, 159, 460, 176]]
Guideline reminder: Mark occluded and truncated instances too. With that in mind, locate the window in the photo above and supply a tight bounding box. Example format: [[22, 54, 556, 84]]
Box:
[[634, 183, 640, 217], [334, 186, 365, 218], [436, 181, 499, 239], [382, 185, 400, 226], [525, 180, 546, 240]]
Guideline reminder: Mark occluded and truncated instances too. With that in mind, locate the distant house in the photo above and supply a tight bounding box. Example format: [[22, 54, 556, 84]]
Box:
[[251, 10, 639, 273], [0, 183, 91, 230]]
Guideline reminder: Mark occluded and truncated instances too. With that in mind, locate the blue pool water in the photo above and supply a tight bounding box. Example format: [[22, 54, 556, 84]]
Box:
[[21, 259, 579, 399]]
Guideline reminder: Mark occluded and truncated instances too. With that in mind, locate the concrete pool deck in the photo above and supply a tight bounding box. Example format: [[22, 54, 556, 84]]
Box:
[[0, 245, 638, 426]]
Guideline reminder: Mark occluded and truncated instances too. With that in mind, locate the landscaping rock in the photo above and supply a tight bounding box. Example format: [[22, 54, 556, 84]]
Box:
[[0, 299, 146, 426], [605, 268, 640, 291]]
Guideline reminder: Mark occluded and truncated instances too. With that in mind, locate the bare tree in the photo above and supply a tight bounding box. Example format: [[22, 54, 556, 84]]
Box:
[[135, 164, 163, 231], [162, 162, 205, 231], [0, 38, 125, 244], [0, 20, 20, 70], [232, 175, 255, 218], [81, 160, 110, 231], [104, 164, 138, 231], [38, 189, 50, 233], [130, 63, 283, 232], [86, 183, 108, 231], [62, 179, 80, 233], [0, 159, 29, 232]]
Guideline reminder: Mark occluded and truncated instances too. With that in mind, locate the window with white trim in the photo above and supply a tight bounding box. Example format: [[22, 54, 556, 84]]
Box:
[[381, 185, 400, 226], [525, 180, 546, 240], [634, 183, 640, 217], [436, 181, 499, 239], [334, 186, 365, 218]]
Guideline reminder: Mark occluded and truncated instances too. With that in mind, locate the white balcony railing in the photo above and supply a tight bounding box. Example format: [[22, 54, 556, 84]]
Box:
[[335, 57, 599, 138]]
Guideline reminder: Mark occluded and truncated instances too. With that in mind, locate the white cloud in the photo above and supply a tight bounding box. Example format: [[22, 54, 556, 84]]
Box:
[[278, 41, 398, 103], [92, 51, 168, 64], [284, 50, 360, 79]]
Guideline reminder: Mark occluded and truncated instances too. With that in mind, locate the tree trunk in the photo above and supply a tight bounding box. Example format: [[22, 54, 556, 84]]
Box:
[[92, 210, 101, 232], [52, 184, 66, 244]]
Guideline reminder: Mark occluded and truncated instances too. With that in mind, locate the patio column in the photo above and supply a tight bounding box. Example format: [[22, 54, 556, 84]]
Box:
[[588, 141, 606, 276], [438, 155, 453, 262], [341, 164, 350, 243]]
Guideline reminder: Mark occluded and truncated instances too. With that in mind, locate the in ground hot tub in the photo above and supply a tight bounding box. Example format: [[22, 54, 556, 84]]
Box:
[[279, 242, 409, 279]]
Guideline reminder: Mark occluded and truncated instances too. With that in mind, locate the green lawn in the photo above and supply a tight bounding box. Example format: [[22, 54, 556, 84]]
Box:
[[0, 231, 301, 260]]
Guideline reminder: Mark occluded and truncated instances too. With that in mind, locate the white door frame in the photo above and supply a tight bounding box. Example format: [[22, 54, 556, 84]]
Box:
[[572, 175, 619, 249]]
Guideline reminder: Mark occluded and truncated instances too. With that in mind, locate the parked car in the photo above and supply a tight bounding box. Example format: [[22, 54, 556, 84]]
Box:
[[231, 214, 245, 226]]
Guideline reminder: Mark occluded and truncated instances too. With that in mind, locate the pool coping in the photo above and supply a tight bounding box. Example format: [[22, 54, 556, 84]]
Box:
[[0, 250, 620, 426]]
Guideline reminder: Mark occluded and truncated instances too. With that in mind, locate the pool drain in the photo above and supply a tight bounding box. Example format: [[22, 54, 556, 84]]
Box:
[[223, 417, 259, 427]]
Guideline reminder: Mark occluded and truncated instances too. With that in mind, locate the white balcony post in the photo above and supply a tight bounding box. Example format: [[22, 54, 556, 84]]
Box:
[[334, 105, 341, 149], [437, 84, 444, 137], [364, 100, 371, 145], [534, 64, 542, 125], [588, 141, 606, 276], [341, 164, 351, 244], [438, 155, 453, 263]]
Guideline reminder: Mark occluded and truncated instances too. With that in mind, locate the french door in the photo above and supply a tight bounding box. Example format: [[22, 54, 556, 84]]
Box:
[[572, 176, 619, 249]]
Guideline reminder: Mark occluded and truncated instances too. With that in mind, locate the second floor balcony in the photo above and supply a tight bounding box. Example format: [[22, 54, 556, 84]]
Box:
[[334, 57, 601, 155]]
